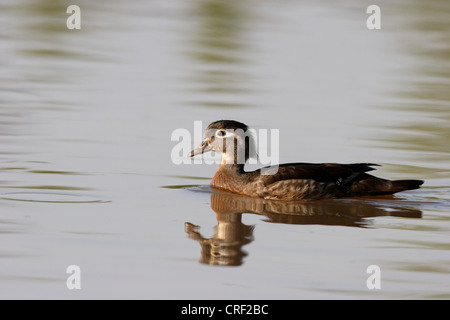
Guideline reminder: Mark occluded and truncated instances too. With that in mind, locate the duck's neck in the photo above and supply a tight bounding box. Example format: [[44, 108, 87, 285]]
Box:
[[219, 162, 245, 174], [211, 163, 247, 193]]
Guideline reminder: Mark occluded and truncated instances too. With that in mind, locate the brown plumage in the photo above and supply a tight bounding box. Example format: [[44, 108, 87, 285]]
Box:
[[189, 120, 424, 201]]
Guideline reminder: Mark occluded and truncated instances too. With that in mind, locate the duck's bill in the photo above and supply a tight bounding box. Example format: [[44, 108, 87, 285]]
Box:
[[189, 142, 212, 157]]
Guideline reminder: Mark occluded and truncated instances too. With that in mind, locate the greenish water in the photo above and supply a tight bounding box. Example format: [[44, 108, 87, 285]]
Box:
[[0, 0, 449, 299]]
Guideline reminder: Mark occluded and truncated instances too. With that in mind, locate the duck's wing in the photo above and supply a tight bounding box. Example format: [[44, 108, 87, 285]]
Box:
[[243, 163, 380, 200], [256, 162, 379, 186]]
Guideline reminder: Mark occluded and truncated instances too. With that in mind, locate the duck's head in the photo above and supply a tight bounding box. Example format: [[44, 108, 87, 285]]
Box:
[[189, 120, 257, 164]]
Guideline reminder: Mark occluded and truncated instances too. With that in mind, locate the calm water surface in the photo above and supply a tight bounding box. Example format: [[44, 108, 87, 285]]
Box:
[[0, 0, 449, 299]]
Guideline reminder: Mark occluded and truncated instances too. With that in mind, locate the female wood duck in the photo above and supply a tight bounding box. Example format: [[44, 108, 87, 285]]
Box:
[[189, 120, 423, 201]]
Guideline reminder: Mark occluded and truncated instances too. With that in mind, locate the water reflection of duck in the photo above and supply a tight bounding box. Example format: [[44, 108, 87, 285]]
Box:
[[189, 120, 424, 200], [185, 191, 422, 266]]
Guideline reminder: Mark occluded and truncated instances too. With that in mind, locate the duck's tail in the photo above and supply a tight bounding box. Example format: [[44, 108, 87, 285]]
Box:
[[386, 179, 424, 194], [348, 174, 424, 196]]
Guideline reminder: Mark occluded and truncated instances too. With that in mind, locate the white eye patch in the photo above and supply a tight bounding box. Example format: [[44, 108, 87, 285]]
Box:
[[215, 129, 234, 139]]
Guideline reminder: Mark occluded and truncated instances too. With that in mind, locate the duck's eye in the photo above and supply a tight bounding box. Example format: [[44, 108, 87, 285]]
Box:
[[215, 129, 227, 138]]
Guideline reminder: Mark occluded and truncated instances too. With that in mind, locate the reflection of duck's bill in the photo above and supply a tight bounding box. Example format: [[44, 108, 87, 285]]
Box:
[[210, 192, 422, 226]]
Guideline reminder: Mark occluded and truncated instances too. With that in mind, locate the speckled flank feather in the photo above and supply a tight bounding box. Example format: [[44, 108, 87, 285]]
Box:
[[264, 179, 338, 200]]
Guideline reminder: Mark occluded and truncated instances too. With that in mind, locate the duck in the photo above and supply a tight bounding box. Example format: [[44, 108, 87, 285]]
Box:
[[189, 120, 424, 201]]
